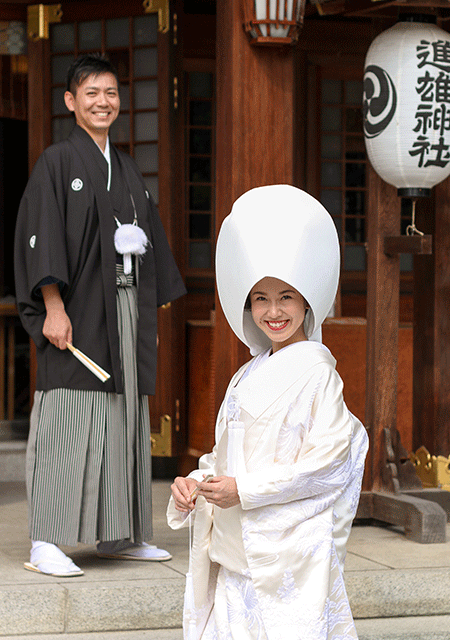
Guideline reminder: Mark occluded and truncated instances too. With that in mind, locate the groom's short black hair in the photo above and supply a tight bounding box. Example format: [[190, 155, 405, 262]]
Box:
[[66, 53, 119, 95]]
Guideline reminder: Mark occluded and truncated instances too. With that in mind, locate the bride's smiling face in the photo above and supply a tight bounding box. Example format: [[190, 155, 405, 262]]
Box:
[[249, 277, 307, 352]]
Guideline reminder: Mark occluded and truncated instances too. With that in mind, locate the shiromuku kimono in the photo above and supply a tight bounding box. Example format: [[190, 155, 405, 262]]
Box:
[[167, 185, 369, 640]]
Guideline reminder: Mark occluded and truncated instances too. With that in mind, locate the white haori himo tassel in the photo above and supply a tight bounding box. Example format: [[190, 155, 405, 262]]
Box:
[[114, 218, 149, 275], [227, 420, 245, 477]]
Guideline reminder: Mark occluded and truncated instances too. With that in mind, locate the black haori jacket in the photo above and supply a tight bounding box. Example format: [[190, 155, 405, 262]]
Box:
[[14, 125, 186, 395]]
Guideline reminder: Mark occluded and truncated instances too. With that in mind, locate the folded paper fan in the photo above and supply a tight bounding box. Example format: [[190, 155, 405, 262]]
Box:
[[66, 343, 110, 383]]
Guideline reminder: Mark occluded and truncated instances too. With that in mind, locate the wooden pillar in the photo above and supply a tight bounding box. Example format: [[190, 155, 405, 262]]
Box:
[[414, 177, 450, 457], [27, 38, 51, 171], [360, 172, 450, 541], [432, 178, 450, 456], [412, 196, 435, 454], [365, 166, 401, 490], [27, 37, 52, 400], [214, 0, 296, 414]]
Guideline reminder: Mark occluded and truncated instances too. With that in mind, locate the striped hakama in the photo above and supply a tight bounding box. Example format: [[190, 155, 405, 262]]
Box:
[[26, 266, 153, 546]]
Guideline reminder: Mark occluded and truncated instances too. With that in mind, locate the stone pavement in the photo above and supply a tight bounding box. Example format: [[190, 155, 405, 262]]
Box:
[[1, 479, 450, 639]]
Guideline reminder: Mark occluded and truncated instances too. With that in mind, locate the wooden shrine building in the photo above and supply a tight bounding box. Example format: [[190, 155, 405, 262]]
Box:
[[2, 0, 450, 540]]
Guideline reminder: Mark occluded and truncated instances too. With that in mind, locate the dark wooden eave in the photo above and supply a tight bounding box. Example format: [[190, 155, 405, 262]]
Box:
[[306, 0, 450, 20]]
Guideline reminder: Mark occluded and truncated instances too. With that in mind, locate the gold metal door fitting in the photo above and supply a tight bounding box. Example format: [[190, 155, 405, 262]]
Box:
[[27, 4, 62, 41], [151, 414, 172, 456], [143, 0, 169, 34]]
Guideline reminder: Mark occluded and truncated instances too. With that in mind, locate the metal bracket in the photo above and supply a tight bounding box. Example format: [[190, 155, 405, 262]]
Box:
[[410, 446, 450, 492], [27, 4, 62, 41], [143, 0, 170, 34], [151, 414, 172, 457]]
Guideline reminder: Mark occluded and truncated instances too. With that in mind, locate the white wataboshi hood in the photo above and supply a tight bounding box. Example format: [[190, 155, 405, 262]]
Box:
[[215, 185, 340, 355]]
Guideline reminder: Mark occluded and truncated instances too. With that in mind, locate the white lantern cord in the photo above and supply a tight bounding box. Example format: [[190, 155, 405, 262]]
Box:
[[406, 200, 425, 237]]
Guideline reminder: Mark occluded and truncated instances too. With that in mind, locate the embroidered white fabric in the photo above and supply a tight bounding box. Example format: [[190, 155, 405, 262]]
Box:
[[202, 566, 269, 640], [167, 342, 368, 640]]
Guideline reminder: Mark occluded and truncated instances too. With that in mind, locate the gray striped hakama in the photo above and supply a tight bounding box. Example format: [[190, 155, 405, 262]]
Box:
[[26, 266, 153, 546]]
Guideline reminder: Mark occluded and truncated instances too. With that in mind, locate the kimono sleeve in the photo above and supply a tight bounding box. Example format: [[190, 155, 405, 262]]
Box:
[[146, 194, 186, 307], [237, 365, 368, 510], [14, 151, 70, 349], [166, 447, 217, 530]]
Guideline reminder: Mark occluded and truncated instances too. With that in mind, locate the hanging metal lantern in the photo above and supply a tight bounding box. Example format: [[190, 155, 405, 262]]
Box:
[[363, 15, 450, 198], [243, 0, 306, 45]]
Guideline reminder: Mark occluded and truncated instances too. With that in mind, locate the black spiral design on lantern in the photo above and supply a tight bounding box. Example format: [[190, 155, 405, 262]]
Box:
[[363, 65, 397, 138]]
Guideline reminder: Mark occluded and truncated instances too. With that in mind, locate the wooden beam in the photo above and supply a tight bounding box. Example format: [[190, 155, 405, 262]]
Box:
[[306, 0, 450, 18], [384, 234, 432, 257], [0, 4, 27, 21], [357, 491, 447, 543]]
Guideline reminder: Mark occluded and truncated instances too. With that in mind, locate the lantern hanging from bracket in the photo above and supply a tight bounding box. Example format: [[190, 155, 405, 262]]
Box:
[[363, 14, 450, 199], [243, 0, 306, 45]]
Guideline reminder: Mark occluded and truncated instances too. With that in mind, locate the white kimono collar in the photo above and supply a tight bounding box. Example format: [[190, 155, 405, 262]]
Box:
[[95, 137, 111, 191], [234, 341, 336, 420]]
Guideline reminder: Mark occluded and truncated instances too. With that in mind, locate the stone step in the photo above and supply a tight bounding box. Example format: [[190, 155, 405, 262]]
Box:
[[2, 569, 450, 636], [0, 631, 183, 640], [0, 575, 185, 636], [346, 567, 450, 619], [355, 615, 450, 640], [2, 614, 450, 640]]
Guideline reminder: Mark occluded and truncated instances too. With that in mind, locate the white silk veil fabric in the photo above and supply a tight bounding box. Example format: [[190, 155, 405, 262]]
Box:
[[215, 184, 340, 355]]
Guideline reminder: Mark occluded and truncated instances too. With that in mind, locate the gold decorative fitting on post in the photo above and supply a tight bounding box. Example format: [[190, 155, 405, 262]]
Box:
[[173, 12, 178, 45], [410, 446, 450, 492], [151, 414, 172, 457], [27, 4, 62, 42], [173, 76, 178, 110], [243, 0, 307, 45], [143, 0, 169, 34]]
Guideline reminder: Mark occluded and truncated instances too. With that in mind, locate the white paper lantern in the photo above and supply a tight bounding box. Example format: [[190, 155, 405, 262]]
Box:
[[363, 16, 450, 197]]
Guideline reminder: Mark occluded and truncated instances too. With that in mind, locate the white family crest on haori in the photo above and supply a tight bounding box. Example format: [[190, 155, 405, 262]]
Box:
[[71, 178, 83, 191], [215, 185, 340, 354]]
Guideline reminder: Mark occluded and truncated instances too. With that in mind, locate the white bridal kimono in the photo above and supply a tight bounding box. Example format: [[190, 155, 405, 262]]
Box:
[[168, 340, 369, 640]]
